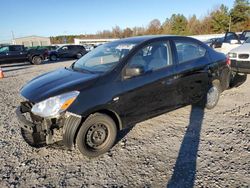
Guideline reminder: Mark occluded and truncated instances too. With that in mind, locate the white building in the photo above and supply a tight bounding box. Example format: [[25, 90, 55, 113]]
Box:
[[13, 35, 51, 47]]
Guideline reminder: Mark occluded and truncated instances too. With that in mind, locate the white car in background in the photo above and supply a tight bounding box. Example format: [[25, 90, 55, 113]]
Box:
[[211, 31, 250, 54], [228, 37, 250, 74]]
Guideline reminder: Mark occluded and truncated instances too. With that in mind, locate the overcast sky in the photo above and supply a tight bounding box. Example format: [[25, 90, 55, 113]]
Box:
[[0, 0, 235, 42]]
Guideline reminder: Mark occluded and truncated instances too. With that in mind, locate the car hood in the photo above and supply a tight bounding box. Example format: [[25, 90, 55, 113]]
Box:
[[230, 43, 250, 53], [21, 68, 99, 103]]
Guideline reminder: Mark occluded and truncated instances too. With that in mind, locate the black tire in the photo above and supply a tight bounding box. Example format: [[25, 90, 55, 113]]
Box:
[[76, 53, 82, 59], [196, 80, 221, 109], [21, 128, 46, 148], [50, 54, 57, 61], [76, 113, 117, 158], [32, 56, 43, 65], [229, 73, 247, 88]]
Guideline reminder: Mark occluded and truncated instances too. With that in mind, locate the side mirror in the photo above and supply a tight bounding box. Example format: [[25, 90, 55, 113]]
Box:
[[124, 66, 145, 79], [230, 39, 240, 44]]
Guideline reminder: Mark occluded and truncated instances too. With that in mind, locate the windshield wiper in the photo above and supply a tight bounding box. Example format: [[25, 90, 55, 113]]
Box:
[[71, 66, 96, 74]]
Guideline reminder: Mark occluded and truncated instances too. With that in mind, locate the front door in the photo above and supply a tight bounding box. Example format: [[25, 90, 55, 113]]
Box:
[[58, 46, 70, 58], [8, 45, 27, 61], [120, 41, 178, 125]]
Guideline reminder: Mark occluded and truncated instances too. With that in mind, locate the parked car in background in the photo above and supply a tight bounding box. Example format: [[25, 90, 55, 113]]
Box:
[[228, 37, 250, 74], [16, 36, 231, 157], [205, 37, 224, 48], [49, 45, 87, 61], [0, 45, 48, 65], [212, 32, 241, 53], [239, 30, 250, 41], [28, 45, 58, 51], [209, 30, 250, 54]]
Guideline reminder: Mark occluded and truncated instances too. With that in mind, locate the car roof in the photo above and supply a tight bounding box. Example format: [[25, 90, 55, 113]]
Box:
[[115, 35, 178, 43], [111, 35, 205, 46]]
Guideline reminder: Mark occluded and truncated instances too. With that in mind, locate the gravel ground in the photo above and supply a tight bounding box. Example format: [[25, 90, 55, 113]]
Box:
[[0, 60, 249, 188]]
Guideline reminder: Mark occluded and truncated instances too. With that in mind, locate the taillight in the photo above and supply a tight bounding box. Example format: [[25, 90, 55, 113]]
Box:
[[226, 57, 231, 66]]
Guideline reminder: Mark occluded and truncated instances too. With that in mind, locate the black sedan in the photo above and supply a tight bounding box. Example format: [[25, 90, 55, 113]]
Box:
[[16, 35, 230, 157], [49, 45, 87, 61]]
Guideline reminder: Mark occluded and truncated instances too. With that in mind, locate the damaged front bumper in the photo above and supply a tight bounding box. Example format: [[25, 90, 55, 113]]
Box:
[[16, 101, 82, 149]]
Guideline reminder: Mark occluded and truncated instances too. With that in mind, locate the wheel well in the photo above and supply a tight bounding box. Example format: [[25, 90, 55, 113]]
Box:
[[32, 55, 43, 60], [96, 109, 122, 131], [73, 109, 122, 146]]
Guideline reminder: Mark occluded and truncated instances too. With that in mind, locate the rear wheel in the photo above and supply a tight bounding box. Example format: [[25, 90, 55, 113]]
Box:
[[206, 81, 221, 109], [76, 113, 117, 158], [32, 56, 43, 65], [197, 80, 221, 109]]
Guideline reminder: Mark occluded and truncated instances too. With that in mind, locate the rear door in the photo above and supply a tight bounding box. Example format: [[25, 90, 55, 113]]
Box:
[[120, 40, 178, 124], [173, 39, 209, 106]]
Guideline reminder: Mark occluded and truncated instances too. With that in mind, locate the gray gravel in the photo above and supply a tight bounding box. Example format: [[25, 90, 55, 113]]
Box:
[[0, 60, 249, 188]]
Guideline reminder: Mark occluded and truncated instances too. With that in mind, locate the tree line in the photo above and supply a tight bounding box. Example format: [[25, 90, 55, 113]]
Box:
[[50, 0, 249, 44]]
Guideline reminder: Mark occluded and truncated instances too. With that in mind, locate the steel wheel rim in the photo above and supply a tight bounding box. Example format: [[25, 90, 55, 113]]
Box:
[[86, 123, 109, 150], [36, 57, 41, 64], [207, 86, 219, 107]]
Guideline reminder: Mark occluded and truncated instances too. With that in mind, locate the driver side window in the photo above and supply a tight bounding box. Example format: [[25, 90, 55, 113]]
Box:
[[128, 42, 172, 72], [126, 41, 172, 76]]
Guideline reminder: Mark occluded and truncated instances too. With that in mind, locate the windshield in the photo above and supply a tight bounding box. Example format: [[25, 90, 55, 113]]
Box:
[[0, 46, 9, 53], [72, 41, 136, 73], [245, 37, 250, 43]]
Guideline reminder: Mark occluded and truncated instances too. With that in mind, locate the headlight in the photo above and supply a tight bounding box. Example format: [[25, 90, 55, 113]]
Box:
[[31, 91, 80, 118], [228, 52, 237, 58]]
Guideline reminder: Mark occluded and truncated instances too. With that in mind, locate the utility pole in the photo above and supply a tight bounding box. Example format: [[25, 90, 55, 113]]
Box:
[[11, 30, 15, 44], [229, 15, 232, 32]]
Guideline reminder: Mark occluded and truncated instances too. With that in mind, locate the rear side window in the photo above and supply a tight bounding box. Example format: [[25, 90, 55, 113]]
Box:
[[174, 41, 206, 64], [9, 45, 23, 52]]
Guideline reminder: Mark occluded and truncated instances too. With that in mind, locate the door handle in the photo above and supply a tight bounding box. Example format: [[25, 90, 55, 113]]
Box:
[[161, 75, 180, 85], [173, 75, 180, 79], [161, 79, 174, 85]]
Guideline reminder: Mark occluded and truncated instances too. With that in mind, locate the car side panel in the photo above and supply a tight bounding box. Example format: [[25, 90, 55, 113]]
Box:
[[174, 59, 209, 105], [207, 49, 230, 91], [119, 66, 178, 125]]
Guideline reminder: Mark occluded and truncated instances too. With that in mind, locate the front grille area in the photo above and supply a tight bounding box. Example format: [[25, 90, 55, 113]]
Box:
[[238, 54, 249, 59]]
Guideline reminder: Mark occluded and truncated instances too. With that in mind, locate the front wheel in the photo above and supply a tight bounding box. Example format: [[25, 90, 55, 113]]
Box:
[[50, 54, 57, 61], [76, 53, 82, 59], [76, 113, 117, 158]]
